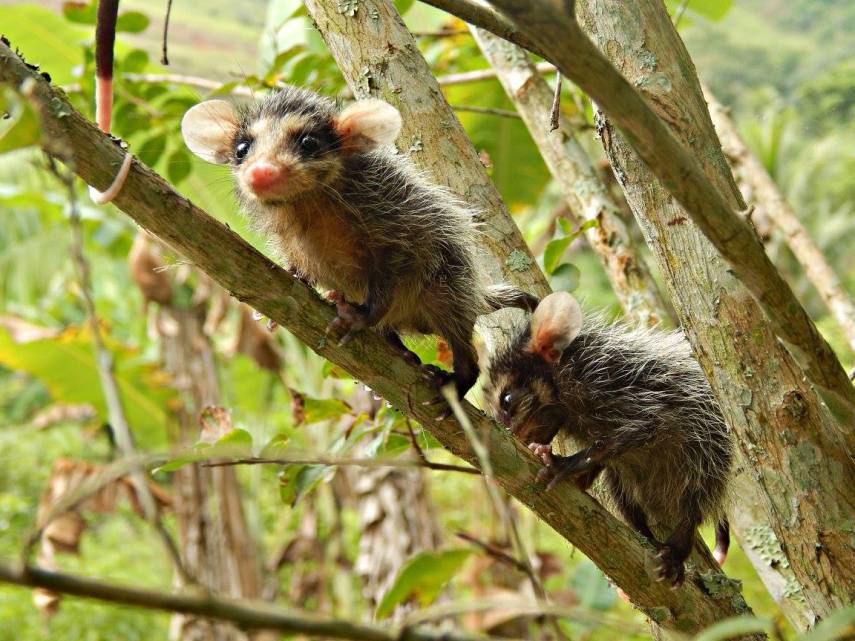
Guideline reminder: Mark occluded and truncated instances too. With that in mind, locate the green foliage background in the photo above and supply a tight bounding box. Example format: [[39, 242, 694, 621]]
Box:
[[0, 1, 852, 639]]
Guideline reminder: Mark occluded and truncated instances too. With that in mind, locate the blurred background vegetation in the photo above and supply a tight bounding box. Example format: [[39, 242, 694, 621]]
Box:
[[0, 0, 852, 639]]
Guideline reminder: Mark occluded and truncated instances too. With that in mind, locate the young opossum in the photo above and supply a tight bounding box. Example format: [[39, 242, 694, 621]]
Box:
[[181, 87, 537, 397], [484, 292, 732, 586]]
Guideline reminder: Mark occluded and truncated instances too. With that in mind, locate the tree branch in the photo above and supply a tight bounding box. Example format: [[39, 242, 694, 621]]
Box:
[[0, 40, 761, 636], [200, 456, 480, 475], [0, 561, 486, 641]]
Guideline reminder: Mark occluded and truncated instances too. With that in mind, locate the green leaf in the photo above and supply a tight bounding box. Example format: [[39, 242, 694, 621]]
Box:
[[302, 396, 352, 425], [550, 262, 580, 293], [543, 236, 573, 274], [122, 49, 149, 73], [571, 560, 617, 612], [166, 149, 191, 185], [62, 1, 97, 24], [0, 90, 42, 153], [116, 11, 150, 33], [0, 324, 175, 447], [798, 605, 855, 641], [154, 452, 203, 473], [0, 5, 88, 85], [376, 548, 471, 618], [207, 428, 253, 456], [694, 615, 772, 641], [137, 132, 167, 168], [394, 0, 415, 14], [322, 360, 355, 380]]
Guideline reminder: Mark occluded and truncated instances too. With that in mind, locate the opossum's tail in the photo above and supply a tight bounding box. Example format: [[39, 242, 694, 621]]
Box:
[[713, 519, 730, 566], [484, 284, 539, 313]]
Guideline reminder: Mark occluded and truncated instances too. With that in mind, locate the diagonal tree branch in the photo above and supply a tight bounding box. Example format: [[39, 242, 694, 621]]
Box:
[[0, 40, 762, 637]]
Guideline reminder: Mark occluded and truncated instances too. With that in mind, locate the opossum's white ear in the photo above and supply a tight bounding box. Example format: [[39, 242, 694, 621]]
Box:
[[335, 99, 401, 153], [181, 100, 238, 164], [528, 292, 582, 364]]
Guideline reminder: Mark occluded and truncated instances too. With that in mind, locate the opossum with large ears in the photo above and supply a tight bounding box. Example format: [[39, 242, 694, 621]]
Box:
[[181, 88, 537, 400], [484, 292, 733, 586]]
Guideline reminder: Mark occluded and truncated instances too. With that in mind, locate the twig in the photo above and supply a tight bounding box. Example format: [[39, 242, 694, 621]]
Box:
[[441, 387, 570, 641], [451, 104, 520, 119], [673, 0, 691, 28], [160, 0, 174, 65], [455, 531, 529, 575], [412, 29, 469, 37], [0, 561, 491, 641], [549, 73, 561, 132], [437, 62, 555, 86], [200, 455, 481, 475], [48, 159, 193, 586]]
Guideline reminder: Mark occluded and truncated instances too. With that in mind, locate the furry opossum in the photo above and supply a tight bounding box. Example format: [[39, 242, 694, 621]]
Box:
[[484, 292, 732, 585], [181, 87, 536, 398]]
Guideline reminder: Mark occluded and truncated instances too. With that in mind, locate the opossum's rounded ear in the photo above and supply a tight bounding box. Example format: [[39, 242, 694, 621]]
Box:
[[181, 100, 238, 164], [335, 99, 402, 154], [528, 292, 582, 364]]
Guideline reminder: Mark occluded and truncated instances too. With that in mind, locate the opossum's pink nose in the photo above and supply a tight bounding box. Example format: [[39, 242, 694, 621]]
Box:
[[246, 163, 288, 192]]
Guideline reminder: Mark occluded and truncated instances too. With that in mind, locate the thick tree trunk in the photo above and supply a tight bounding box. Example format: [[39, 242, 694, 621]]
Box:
[[568, 0, 855, 616]]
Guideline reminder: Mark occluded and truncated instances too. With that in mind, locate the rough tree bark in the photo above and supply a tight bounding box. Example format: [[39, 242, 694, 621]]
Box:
[[0, 41, 764, 638], [704, 87, 855, 356]]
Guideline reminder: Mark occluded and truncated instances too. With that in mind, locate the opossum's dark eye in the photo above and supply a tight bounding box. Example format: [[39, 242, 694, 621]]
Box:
[[500, 389, 517, 413], [234, 139, 252, 163], [299, 134, 321, 156]]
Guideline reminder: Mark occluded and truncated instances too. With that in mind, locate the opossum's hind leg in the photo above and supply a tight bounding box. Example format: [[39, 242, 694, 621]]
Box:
[[656, 510, 701, 587], [605, 471, 656, 541], [714, 519, 730, 566], [384, 331, 422, 367]]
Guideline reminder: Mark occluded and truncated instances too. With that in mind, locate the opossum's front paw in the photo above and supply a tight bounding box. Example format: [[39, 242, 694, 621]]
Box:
[[419, 364, 455, 421], [654, 545, 686, 588], [537, 451, 596, 491], [325, 292, 369, 346]]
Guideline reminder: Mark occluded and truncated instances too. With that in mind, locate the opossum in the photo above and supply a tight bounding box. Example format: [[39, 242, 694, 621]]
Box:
[[483, 292, 732, 586], [181, 87, 537, 397]]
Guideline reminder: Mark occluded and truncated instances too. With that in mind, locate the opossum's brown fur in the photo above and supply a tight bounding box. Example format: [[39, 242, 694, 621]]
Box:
[[185, 86, 534, 395], [484, 301, 733, 584]]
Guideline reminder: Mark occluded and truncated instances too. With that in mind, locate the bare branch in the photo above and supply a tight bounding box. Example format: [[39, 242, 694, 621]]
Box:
[[423, 0, 855, 426], [200, 455, 481, 475], [0, 561, 489, 641]]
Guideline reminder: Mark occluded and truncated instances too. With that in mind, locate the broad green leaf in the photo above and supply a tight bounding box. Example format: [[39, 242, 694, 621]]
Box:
[[1, 5, 88, 85], [62, 1, 97, 24], [302, 396, 351, 425], [667, 0, 733, 23], [122, 49, 149, 73], [694, 615, 772, 641], [376, 548, 471, 618], [0, 324, 175, 447], [0, 90, 42, 153], [543, 236, 573, 274], [166, 149, 192, 185], [394, 0, 415, 15], [116, 11, 150, 34], [207, 428, 253, 457], [137, 132, 167, 168], [550, 262, 580, 293]]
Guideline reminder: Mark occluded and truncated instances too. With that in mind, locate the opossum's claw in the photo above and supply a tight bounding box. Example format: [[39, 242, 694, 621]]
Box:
[[326, 295, 368, 345], [654, 546, 685, 588]]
